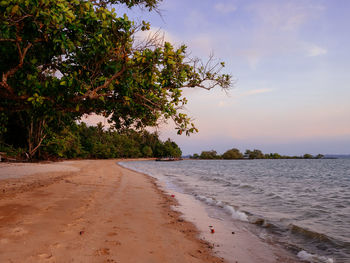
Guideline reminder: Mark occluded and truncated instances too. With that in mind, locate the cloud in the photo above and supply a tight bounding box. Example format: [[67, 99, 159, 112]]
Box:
[[134, 27, 178, 47], [248, 1, 323, 32], [306, 44, 327, 57], [188, 34, 215, 55], [228, 1, 327, 67], [215, 2, 237, 14], [243, 88, 273, 96], [79, 114, 111, 128], [237, 48, 263, 69]]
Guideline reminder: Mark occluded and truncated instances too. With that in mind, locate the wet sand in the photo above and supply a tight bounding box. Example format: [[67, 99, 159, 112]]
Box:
[[0, 160, 224, 263], [119, 162, 300, 263]]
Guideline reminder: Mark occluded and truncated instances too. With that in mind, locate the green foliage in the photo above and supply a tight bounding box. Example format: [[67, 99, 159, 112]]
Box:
[[193, 148, 322, 160], [244, 149, 264, 159], [0, 0, 232, 159], [191, 153, 199, 159], [40, 122, 181, 159], [0, 143, 26, 159], [303, 153, 313, 159], [142, 145, 153, 157], [162, 139, 182, 158], [264, 153, 282, 159], [315, 154, 324, 159], [199, 150, 219, 159], [222, 148, 243, 159], [46, 127, 85, 159]]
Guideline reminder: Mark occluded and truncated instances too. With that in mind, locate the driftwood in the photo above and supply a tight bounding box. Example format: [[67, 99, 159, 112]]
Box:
[[0, 152, 18, 162]]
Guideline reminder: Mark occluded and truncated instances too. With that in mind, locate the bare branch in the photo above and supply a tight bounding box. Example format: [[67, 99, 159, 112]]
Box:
[[78, 65, 127, 100], [11, 14, 33, 24], [0, 39, 16, 42], [1, 42, 33, 93]]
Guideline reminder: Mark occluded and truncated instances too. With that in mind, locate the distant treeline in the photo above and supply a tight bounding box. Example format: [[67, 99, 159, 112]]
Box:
[[0, 122, 182, 160], [190, 148, 324, 160]]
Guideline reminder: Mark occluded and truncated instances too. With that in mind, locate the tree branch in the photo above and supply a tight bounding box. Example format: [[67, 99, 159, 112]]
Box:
[[78, 65, 127, 100], [0, 39, 16, 42], [0, 42, 33, 93]]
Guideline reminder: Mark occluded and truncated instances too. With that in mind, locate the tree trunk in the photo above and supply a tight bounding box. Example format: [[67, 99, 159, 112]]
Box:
[[27, 118, 46, 160]]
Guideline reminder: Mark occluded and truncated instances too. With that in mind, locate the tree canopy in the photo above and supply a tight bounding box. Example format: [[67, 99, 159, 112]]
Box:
[[0, 0, 232, 159], [191, 148, 324, 160], [222, 148, 243, 159], [0, 121, 182, 160]]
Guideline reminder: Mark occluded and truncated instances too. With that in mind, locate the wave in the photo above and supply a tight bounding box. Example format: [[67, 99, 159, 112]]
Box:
[[251, 217, 273, 228], [120, 160, 350, 262], [224, 204, 249, 221], [297, 250, 334, 263], [195, 195, 248, 222], [289, 224, 335, 244], [199, 175, 233, 187], [239, 184, 255, 190]]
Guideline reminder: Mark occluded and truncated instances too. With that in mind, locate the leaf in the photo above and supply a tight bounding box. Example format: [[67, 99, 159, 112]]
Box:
[[60, 81, 66, 86], [11, 5, 19, 14]]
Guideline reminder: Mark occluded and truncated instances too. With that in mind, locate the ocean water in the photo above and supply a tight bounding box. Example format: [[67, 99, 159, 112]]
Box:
[[120, 159, 350, 263]]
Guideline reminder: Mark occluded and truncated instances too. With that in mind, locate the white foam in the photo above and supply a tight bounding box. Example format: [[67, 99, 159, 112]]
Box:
[[196, 195, 249, 222], [297, 250, 334, 263], [223, 204, 249, 222]]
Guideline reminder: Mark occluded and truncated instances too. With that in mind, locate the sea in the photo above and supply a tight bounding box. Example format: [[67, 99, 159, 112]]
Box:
[[119, 159, 350, 263]]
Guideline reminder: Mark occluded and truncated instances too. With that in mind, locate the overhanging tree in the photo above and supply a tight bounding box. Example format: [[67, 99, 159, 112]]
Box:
[[0, 0, 232, 159]]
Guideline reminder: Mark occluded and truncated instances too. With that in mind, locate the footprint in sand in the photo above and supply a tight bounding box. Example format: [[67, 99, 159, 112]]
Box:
[[51, 242, 62, 248], [94, 248, 110, 256], [37, 253, 55, 262], [38, 253, 53, 259], [105, 240, 121, 246], [12, 227, 28, 236]]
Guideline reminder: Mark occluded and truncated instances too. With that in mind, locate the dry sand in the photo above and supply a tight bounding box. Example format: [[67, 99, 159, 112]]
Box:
[[0, 160, 224, 263]]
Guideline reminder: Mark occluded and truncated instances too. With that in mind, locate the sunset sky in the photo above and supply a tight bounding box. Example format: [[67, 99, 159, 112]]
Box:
[[100, 0, 350, 155]]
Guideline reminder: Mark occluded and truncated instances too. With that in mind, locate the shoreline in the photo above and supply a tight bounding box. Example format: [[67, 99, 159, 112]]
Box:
[[119, 160, 301, 263], [0, 159, 224, 262]]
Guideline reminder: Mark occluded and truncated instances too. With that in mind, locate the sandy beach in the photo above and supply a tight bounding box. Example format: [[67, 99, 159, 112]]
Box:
[[0, 160, 224, 263]]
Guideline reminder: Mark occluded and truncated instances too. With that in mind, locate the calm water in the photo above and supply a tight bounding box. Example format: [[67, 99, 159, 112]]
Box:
[[120, 159, 350, 263]]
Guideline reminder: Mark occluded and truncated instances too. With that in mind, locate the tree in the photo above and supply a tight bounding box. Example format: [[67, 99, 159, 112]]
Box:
[[222, 148, 243, 159], [200, 150, 218, 159], [265, 153, 282, 159], [315, 154, 324, 159], [142, 145, 153, 157], [0, 0, 232, 159], [191, 153, 199, 159], [245, 149, 264, 159], [303, 154, 313, 159], [163, 139, 182, 157], [43, 122, 179, 159]]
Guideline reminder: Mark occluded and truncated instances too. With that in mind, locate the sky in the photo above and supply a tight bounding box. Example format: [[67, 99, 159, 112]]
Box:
[[91, 0, 350, 156]]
